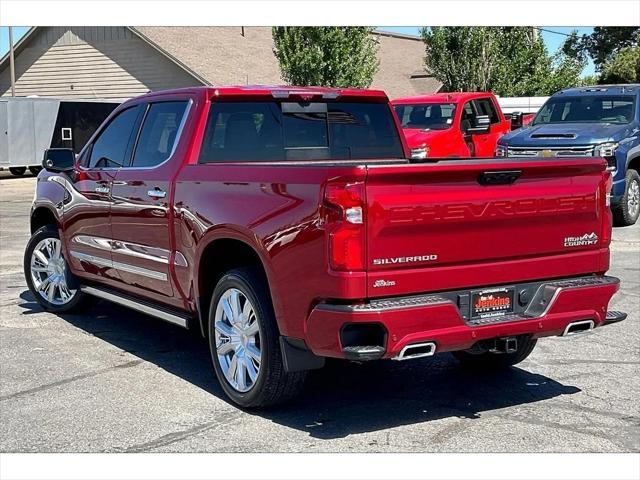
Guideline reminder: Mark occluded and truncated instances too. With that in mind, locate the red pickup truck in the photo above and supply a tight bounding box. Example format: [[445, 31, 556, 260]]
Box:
[[392, 92, 513, 159], [26, 86, 626, 408]]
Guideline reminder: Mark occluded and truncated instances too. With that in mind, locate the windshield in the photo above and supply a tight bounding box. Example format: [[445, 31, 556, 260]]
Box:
[[532, 95, 636, 125], [393, 103, 456, 130]]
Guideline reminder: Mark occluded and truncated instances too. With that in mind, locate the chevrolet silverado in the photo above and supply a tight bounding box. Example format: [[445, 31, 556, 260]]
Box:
[[25, 86, 626, 407]]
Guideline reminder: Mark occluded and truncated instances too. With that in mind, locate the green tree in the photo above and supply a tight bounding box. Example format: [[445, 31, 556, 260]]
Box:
[[563, 27, 640, 72], [421, 27, 584, 96], [600, 46, 640, 84], [272, 27, 379, 88], [419, 27, 500, 92]]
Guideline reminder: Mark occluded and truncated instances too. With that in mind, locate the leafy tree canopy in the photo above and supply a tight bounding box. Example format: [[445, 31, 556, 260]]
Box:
[[600, 46, 640, 84], [563, 27, 640, 72], [272, 27, 379, 88], [421, 27, 585, 96]]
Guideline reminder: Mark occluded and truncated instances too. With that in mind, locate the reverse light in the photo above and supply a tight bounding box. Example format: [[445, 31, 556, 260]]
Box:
[[323, 182, 366, 271], [345, 207, 363, 224], [410, 145, 429, 160]]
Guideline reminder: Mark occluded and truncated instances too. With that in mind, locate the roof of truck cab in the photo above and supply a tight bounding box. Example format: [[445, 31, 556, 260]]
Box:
[[131, 85, 389, 100], [552, 85, 640, 97], [391, 92, 496, 105]]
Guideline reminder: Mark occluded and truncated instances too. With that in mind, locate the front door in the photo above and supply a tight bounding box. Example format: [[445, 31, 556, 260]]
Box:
[[64, 105, 142, 284], [110, 99, 191, 307], [472, 97, 503, 157]]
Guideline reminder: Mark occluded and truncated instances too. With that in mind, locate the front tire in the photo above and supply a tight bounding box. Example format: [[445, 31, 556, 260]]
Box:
[[452, 336, 537, 370], [208, 267, 306, 408], [24, 226, 85, 312], [613, 169, 640, 226]]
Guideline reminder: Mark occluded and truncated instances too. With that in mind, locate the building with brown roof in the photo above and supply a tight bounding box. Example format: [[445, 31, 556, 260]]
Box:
[[0, 26, 441, 101]]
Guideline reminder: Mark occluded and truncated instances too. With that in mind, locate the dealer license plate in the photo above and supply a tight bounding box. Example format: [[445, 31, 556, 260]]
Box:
[[471, 287, 515, 319]]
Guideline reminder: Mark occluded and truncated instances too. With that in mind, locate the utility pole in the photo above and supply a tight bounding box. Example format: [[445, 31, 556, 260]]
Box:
[[8, 27, 17, 97]]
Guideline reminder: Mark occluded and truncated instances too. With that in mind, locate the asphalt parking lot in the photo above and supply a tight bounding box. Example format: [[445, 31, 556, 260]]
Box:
[[1, 171, 638, 453]]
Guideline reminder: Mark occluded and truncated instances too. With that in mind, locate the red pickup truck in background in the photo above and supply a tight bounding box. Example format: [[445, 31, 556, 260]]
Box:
[[26, 85, 626, 408], [392, 92, 514, 159]]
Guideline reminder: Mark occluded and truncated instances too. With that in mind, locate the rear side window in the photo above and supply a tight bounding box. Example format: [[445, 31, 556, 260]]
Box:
[[198, 101, 404, 163], [131, 101, 188, 168]]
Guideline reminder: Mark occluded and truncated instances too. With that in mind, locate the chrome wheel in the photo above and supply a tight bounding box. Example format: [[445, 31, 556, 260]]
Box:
[[628, 179, 639, 219], [214, 288, 262, 393], [29, 237, 76, 306]]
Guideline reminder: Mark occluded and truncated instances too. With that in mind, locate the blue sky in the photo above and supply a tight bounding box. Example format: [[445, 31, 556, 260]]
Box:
[[1, 26, 595, 76]]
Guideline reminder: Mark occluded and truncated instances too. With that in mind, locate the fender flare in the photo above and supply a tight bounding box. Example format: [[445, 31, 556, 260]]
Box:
[[192, 225, 285, 336]]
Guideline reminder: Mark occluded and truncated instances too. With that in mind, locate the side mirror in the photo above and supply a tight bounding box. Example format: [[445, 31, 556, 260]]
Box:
[[510, 111, 523, 130], [42, 148, 76, 173], [465, 115, 491, 135]]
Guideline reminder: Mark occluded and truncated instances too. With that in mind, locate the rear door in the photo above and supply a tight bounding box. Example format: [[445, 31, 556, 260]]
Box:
[[364, 158, 610, 298], [109, 99, 191, 307]]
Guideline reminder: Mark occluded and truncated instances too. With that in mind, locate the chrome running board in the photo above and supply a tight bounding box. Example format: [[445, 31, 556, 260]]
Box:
[[80, 286, 189, 328]]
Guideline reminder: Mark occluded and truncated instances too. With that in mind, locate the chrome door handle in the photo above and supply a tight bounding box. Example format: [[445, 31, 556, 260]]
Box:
[[147, 189, 167, 199]]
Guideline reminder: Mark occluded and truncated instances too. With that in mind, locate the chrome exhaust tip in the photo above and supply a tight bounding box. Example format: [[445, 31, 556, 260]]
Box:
[[562, 320, 595, 337], [393, 342, 436, 361]]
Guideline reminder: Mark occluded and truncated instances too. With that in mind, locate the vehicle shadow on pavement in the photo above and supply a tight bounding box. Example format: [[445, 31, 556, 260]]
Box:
[[19, 290, 582, 441]]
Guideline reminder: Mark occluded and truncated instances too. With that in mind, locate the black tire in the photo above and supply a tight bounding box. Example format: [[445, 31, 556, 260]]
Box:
[[24, 225, 86, 313], [613, 169, 640, 227], [208, 267, 306, 408], [9, 167, 26, 176], [452, 336, 537, 370], [29, 166, 42, 175]]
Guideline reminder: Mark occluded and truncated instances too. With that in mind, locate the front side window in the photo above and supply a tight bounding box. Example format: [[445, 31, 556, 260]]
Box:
[[533, 95, 636, 125], [131, 101, 188, 168], [199, 101, 404, 163], [86, 106, 140, 168], [473, 98, 500, 124], [460, 101, 476, 133], [393, 103, 456, 130]]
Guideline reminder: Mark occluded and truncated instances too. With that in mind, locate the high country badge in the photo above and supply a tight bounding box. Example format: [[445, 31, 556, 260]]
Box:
[[564, 232, 598, 247]]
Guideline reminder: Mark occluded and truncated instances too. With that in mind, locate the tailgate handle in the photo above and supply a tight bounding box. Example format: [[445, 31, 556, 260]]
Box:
[[478, 170, 522, 186]]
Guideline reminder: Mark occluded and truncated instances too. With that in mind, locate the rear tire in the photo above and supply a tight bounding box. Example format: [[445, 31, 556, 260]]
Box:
[[9, 167, 26, 176], [452, 336, 537, 370], [29, 166, 42, 175], [208, 267, 306, 408], [613, 169, 640, 226]]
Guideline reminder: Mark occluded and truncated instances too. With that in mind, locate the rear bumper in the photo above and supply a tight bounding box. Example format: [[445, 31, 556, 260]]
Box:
[[305, 275, 622, 360]]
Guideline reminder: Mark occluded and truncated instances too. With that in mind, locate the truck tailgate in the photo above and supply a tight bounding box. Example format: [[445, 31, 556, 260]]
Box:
[[365, 158, 611, 297]]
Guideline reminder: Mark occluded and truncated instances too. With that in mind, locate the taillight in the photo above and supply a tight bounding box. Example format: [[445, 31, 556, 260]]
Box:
[[601, 173, 613, 247], [323, 182, 365, 271]]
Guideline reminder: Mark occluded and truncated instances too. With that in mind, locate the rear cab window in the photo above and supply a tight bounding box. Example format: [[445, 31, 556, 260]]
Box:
[[198, 101, 404, 163]]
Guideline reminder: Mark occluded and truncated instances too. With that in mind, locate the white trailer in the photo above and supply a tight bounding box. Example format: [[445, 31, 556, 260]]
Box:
[[0, 97, 119, 176], [496, 96, 549, 116]]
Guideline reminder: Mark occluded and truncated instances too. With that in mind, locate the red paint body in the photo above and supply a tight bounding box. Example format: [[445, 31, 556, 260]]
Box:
[[33, 86, 619, 360], [391, 92, 512, 158]]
